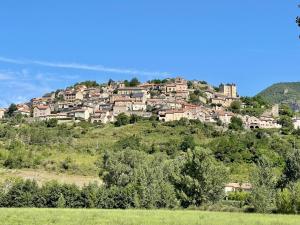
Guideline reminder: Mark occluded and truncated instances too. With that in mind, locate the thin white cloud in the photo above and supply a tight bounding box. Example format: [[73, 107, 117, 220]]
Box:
[[0, 72, 14, 80], [0, 74, 10, 80], [0, 56, 170, 77]]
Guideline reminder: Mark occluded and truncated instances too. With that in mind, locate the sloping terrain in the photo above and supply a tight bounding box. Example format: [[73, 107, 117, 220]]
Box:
[[257, 82, 300, 111]]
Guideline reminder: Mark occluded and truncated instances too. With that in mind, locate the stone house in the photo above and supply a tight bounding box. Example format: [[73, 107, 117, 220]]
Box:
[[131, 101, 147, 111], [113, 105, 128, 115], [175, 90, 190, 100], [204, 90, 215, 100], [37, 113, 70, 122], [113, 100, 132, 115], [0, 109, 5, 119], [56, 101, 81, 112], [64, 91, 84, 101], [165, 84, 176, 93], [293, 117, 300, 129], [99, 103, 113, 111], [165, 77, 188, 93], [91, 110, 115, 124], [259, 117, 282, 129], [68, 109, 90, 120], [31, 97, 50, 106], [117, 87, 147, 95], [75, 85, 87, 92], [225, 183, 252, 193], [158, 109, 185, 122], [139, 83, 164, 91], [214, 111, 235, 124], [15, 104, 31, 116], [174, 77, 188, 92], [211, 95, 236, 108], [33, 105, 51, 118], [242, 115, 281, 129]]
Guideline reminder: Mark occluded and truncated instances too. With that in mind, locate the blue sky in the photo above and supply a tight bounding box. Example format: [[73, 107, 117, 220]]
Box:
[[0, 1, 299, 107]]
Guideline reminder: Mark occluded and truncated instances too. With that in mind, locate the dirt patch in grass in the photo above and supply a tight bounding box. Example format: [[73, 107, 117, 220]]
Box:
[[0, 169, 102, 187]]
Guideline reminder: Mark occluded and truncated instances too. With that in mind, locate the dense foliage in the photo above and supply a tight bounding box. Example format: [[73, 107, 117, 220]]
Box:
[[257, 82, 300, 111], [0, 114, 300, 213]]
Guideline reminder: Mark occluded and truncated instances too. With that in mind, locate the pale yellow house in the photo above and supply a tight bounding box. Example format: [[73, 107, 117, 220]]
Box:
[[211, 96, 236, 108], [158, 109, 185, 122], [64, 91, 84, 101]]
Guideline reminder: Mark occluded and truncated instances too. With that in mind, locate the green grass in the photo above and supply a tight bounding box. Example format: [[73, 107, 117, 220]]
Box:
[[0, 208, 299, 225]]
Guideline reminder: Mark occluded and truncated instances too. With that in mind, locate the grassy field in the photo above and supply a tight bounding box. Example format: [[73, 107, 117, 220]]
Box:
[[0, 208, 299, 225]]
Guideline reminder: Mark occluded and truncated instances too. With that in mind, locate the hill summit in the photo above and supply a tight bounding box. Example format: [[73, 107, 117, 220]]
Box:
[[257, 82, 300, 112]]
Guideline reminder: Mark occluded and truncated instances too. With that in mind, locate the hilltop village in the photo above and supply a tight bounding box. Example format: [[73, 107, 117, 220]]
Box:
[[0, 77, 292, 129]]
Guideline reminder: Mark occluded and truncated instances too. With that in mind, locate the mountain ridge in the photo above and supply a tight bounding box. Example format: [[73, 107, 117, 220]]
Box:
[[257, 82, 300, 112]]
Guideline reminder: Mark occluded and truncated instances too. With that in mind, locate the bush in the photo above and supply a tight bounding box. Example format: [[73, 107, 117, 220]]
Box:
[[276, 182, 300, 214], [180, 136, 196, 151], [229, 117, 243, 131], [114, 113, 129, 127]]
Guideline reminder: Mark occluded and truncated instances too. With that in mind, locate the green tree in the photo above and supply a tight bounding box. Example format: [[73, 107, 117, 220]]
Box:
[[74, 80, 99, 88], [114, 113, 129, 127], [250, 158, 276, 213], [81, 183, 98, 208], [41, 181, 64, 208], [228, 116, 243, 131], [279, 104, 294, 117], [276, 182, 300, 214], [180, 136, 196, 151], [57, 193, 66, 208], [279, 149, 300, 187], [46, 118, 58, 128], [128, 77, 140, 87], [4, 179, 39, 207], [189, 93, 200, 104], [6, 104, 17, 117], [108, 78, 114, 86], [174, 148, 228, 207], [101, 150, 178, 208], [129, 114, 141, 124], [229, 101, 241, 113], [279, 115, 294, 134]]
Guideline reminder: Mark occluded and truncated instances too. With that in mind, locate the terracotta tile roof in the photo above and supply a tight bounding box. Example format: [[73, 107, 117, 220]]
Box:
[[118, 87, 145, 90], [35, 105, 49, 110], [215, 111, 234, 116]]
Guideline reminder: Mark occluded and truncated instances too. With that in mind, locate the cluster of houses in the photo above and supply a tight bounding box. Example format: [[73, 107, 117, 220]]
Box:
[[1, 77, 299, 129]]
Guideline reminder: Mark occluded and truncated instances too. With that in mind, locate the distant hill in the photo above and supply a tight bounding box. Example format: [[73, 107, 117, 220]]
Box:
[[257, 82, 300, 111]]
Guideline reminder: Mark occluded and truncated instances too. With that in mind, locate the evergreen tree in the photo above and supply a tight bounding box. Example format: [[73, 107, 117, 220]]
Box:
[[57, 193, 66, 208]]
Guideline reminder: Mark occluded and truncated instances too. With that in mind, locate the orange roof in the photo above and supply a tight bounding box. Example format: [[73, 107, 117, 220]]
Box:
[[35, 105, 49, 110], [216, 111, 234, 116], [161, 109, 186, 114]]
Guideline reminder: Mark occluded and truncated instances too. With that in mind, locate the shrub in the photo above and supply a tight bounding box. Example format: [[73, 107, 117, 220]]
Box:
[[114, 113, 129, 127]]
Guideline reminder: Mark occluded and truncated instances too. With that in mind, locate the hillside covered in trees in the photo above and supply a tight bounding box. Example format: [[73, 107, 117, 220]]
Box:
[[257, 82, 300, 111], [0, 111, 300, 214]]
